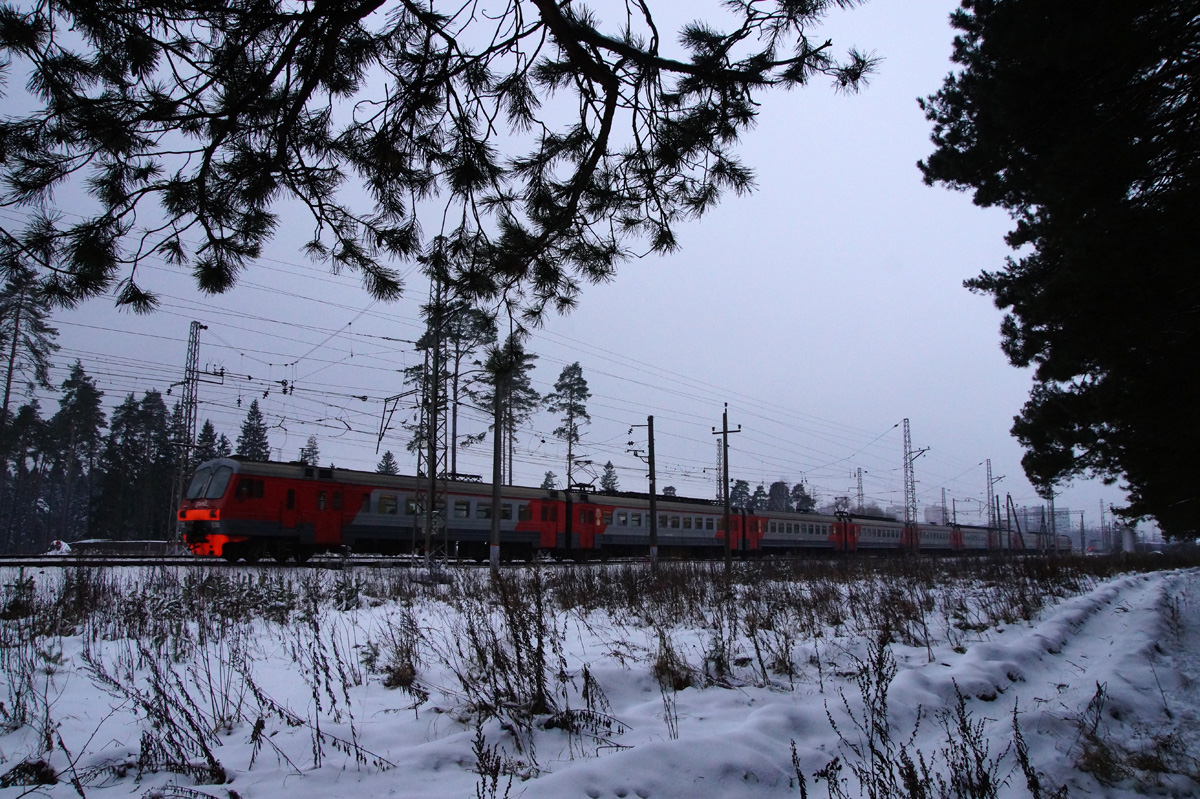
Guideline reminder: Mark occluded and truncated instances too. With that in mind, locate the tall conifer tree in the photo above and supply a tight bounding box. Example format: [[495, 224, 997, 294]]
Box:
[[236, 400, 271, 461], [546, 363, 590, 489]]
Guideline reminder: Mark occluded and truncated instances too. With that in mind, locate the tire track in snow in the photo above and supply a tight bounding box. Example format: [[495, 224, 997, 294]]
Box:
[[892, 569, 1200, 798]]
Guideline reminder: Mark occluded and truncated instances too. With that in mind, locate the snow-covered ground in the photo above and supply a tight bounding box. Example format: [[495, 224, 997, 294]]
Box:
[[1, 560, 1197, 799]]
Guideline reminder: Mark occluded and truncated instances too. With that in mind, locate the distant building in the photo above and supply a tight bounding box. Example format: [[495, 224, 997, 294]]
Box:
[[924, 505, 946, 525]]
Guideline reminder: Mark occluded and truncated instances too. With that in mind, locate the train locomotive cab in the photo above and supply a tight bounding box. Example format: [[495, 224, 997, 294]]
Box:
[[179, 459, 243, 559], [179, 457, 340, 563]]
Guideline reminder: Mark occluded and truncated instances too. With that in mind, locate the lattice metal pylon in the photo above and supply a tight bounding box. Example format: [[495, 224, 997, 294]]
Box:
[[170, 321, 206, 542], [903, 419, 917, 527], [415, 282, 451, 562], [715, 439, 723, 501]]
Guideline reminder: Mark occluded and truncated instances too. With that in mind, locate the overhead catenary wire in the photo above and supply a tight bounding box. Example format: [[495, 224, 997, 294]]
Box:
[[15, 205, 1043, 511]]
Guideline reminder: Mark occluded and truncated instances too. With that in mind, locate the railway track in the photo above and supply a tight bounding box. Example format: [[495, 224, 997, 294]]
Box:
[[0, 553, 442, 570]]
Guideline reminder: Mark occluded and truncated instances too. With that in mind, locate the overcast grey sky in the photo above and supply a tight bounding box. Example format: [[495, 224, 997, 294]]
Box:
[[16, 1, 1130, 533]]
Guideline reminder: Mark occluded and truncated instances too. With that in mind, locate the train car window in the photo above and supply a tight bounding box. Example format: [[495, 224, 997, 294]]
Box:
[[317, 491, 327, 510], [631, 513, 641, 527], [454, 501, 470, 519], [503, 504, 513, 521], [670, 516, 680, 529], [361, 494, 370, 513], [332, 492, 342, 511], [381, 495, 398, 515], [682, 516, 692, 530], [616, 511, 627, 526], [236, 478, 251, 499], [404, 499, 417, 515], [287, 489, 295, 510], [205, 466, 234, 499], [477, 503, 492, 520], [318, 468, 333, 479], [706, 518, 714, 531], [518, 504, 532, 522], [658, 514, 667, 529], [305, 466, 315, 479], [602, 511, 611, 525]]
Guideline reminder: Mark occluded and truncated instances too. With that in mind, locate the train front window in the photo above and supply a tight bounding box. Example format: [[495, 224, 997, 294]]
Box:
[[186, 465, 234, 500], [185, 467, 213, 499]]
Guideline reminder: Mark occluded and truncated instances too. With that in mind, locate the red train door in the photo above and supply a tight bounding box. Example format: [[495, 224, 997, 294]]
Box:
[[313, 488, 343, 546]]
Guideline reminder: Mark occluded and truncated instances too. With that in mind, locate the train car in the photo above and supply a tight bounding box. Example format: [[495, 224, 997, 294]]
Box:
[[180, 457, 560, 562], [178, 457, 1060, 562]]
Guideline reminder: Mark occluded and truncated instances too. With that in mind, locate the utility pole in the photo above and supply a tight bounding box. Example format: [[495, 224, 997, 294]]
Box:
[[986, 459, 995, 530], [418, 281, 451, 568], [489, 352, 508, 576], [856, 468, 864, 514], [629, 416, 658, 566], [712, 404, 740, 576], [1049, 490, 1057, 552]]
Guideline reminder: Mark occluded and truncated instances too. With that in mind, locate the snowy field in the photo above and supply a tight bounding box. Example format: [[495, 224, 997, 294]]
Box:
[[1, 557, 1197, 799]]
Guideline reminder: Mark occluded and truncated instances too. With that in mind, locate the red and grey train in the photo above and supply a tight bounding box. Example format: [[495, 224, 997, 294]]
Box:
[[178, 457, 1072, 562]]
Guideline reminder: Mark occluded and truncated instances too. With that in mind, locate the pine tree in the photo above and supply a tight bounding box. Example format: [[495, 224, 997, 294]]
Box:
[[541, 471, 557, 490], [791, 482, 816, 514], [919, 0, 1200, 535], [0, 268, 59, 419], [600, 461, 619, 493], [467, 333, 539, 483], [216, 434, 233, 458], [663, 486, 677, 497], [46, 362, 106, 542], [92, 391, 176, 540], [750, 484, 768, 511], [767, 480, 791, 512], [376, 450, 400, 475], [299, 435, 320, 466], [2, 401, 48, 552], [546, 362, 590, 489], [402, 298, 497, 473], [730, 480, 751, 510], [0, 268, 59, 488], [236, 400, 271, 461], [194, 420, 220, 463], [0, 3, 876, 316]]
